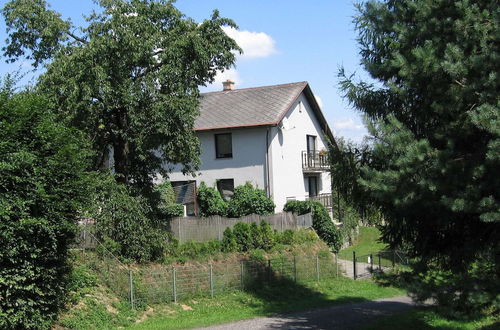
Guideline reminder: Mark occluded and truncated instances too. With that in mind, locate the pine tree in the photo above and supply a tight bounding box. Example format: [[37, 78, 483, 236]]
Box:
[[340, 0, 499, 313]]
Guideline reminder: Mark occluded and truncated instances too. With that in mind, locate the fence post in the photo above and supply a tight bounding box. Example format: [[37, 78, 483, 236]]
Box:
[[129, 270, 134, 309], [353, 251, 357, 280], [378, 254, 381, 270], [172, 267, 177, 303], [293, 256, 297, 282], [240, 261, 244, 290], [316, 254, 320, 281], [370, 254, 374, 273], [392, 250, 395, 268], [267, 259, 272, 282], [209, 264, 214, 298], [336, 254, 339, 277]]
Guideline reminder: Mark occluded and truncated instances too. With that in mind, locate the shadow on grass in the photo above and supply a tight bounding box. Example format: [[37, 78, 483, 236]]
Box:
[[238, 269, 414, 329]]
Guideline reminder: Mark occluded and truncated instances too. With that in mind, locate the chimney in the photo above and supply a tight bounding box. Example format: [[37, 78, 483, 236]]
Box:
[[222, 79, 235, 91]]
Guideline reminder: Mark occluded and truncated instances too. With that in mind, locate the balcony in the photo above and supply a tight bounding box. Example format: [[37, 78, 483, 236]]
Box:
[[305, 193, 333, 209], [302, 151, 329, 172]]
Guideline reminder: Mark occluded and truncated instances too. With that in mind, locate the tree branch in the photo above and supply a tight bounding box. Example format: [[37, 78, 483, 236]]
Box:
[[66, 31, 87, 44]]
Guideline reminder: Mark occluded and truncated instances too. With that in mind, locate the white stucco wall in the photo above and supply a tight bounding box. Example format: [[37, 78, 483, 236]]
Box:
[[167, 127, 268, 190], [269, 94, 332, 212]]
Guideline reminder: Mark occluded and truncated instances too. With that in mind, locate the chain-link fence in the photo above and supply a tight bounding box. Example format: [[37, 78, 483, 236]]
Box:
[[352, 250, 408, 280], [131, 253, 339, 308]]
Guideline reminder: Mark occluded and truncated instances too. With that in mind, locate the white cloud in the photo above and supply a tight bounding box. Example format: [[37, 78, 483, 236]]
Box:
[[333, 118, 365, 130], [222, 26, 277, 59], [314, 94, 323, 109]]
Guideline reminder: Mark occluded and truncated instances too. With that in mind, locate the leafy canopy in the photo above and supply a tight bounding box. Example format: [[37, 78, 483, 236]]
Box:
[[2, 0, 241, 186]]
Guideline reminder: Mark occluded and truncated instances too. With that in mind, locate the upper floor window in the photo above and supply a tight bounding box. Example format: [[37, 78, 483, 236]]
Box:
[[215, 133, 232, 158]]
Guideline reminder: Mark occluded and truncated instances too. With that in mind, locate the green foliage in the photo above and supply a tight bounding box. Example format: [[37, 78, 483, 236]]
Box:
[[227, 183, 275, 217], [197, 182, 228, 217], [175, 240, 222, 260], [0, 86, 93, 329], [2, 0, 241, 185], [232, 222, 254, 252], [340, 0, 500, 314], [339, 206, 360, 246], [250, 222, 263, 249], [283, 200, 315, 215], [283, 201, 342, 252], [221, 227, 238, 253], [90, 176, 168, 263], [259, 221, 276, 250], [153, 181, 184, 219]]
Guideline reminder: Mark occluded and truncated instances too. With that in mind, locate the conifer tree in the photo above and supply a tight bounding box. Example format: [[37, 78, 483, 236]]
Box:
[[340, 0, 499, 313]]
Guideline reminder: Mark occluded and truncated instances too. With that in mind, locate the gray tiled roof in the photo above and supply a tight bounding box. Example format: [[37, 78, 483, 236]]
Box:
[[195, 81, 308, 131]]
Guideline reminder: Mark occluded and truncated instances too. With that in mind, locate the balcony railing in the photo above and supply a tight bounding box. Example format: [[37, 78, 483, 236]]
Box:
[[302, 151, 329, 171], [305, 193, 333, 209]]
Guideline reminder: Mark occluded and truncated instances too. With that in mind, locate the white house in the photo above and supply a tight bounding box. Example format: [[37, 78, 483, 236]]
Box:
[[168, 81, 336, 215]]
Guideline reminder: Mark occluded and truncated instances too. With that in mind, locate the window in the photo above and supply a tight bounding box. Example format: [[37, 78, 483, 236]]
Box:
[[308, 176, 318, 197], [215, 133, 232, 158], [217, 179, 234, 201], [307, 135, 317, 154]]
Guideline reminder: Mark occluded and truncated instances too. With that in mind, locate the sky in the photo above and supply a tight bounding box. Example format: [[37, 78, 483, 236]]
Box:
[[0, 0, 371, 142]]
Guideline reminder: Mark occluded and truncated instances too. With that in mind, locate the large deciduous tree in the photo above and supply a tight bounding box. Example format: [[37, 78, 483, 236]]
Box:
[[2, 0, 240, 185], [340, 0, 499, 313]]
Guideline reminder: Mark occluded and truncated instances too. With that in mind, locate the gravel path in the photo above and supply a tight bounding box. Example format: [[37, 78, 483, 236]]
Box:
[[196, 295, 418, 330]]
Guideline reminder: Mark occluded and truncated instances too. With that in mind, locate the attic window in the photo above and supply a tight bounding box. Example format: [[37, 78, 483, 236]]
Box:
[[215, 133, 232, 158]]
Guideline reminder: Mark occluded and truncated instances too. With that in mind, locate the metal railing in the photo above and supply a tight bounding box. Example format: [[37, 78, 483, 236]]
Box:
[[305, 193, 333, 209], [302, 151, 329, 171]]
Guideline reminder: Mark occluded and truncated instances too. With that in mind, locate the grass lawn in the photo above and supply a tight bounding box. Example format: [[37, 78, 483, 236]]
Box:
[[128, 277, 404, 329], [338, 227, 388, 260], [363, 307, 499, 330]]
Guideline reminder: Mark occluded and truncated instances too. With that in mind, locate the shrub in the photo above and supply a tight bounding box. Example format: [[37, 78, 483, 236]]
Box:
[[276, 230, 296, 245], [227, 183, 275, 217], [91, 176, 168, 263], [154, 181, 184, 219], [250, 222, 264, 249], [0, 87, 93, 329], [259, 221, 276, 251], [284, 200, 342, 253], [283, 200, 315, 215], [232, 222, 254, 252], [197, 182, 228, 217], [221, 227, 238, 252]]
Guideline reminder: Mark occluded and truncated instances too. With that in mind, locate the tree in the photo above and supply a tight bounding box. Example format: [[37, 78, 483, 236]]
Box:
[[0, 79, 93, 329], [2, 0, 240, 186], [340, 0, 499, 313]]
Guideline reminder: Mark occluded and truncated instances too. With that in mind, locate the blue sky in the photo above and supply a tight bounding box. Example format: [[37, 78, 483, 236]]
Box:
[[0, 0, 371, 142]]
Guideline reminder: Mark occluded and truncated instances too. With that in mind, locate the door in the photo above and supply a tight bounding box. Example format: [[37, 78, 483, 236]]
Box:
[[308, 176, 318, 197], [307, 135, 317, 167]]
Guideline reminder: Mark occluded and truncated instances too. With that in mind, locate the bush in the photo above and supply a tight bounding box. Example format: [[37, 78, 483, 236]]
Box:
[[232, 222, 254, 252], [284, 200, 342, 253], [197, 182, 228, 217], [221, 227, 238, 252], [227, 183, 275, 217], [0, 87, 93, 329], [283, 200, 315, 215], [154, 181, 184, 219], [259, 221, 276, 250], [91, 176, 168, 263]]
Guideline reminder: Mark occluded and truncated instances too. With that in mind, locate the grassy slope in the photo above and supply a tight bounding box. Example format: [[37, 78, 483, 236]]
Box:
[[129, 277, 404, 330], [363, 308, 499, 330], [338, 227, 388, 260]]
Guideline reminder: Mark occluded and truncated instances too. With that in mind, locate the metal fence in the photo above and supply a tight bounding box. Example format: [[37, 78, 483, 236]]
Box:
[[131, 253, 339, 307], [170, 212, 313, 243], [352, 250, 408, 280]]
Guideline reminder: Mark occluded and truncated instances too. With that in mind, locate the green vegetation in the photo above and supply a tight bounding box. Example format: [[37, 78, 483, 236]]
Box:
[[197, 182, 275, 218], [364, 308, 499, 330], [0, 84, 94, 329], [284, 201, 343, 252], [338, 227, 387, 260], [58, 266, 404, 330], [2, 0, 240, 186], [339, 0, 499, 315]]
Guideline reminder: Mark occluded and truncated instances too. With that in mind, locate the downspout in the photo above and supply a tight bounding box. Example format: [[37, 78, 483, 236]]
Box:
[[265, 127, 272, 198]]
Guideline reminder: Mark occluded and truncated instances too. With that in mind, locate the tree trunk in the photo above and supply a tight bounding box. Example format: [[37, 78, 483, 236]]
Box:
[[113, 110, 129, 184]]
